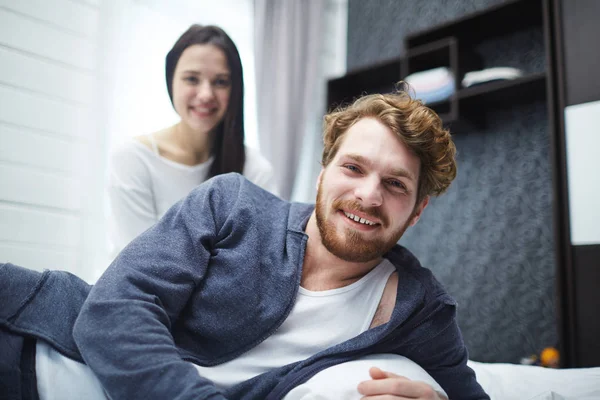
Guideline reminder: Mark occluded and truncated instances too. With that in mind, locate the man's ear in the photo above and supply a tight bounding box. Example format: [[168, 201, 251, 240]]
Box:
[[316, 169, 324, 191], [409, 196, 430, 227]]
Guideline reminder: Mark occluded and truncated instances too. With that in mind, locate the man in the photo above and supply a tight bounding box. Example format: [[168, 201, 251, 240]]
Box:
[[0, 91, 489, 399]]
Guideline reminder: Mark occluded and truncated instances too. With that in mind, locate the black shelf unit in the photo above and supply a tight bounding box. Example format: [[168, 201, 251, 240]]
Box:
[[327, 0, 549, 130], [458, 72, 547, 126], [327, 57, 401, 111]]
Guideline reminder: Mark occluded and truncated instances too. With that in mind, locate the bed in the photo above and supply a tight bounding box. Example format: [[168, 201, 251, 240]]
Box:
[[283, 354, 600, 400], [35, 343, 600, 399]]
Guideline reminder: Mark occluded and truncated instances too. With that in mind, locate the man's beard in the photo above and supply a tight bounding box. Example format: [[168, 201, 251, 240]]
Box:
[[315, 182, 413, 263]]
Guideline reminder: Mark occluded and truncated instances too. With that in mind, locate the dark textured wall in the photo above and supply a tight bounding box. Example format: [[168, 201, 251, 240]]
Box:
[[347, 0, 505, 70], [347, 0, 558, 363]]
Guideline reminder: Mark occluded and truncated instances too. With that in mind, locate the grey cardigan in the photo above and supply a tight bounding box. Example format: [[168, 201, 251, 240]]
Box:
[[0, 173, 488, 400]]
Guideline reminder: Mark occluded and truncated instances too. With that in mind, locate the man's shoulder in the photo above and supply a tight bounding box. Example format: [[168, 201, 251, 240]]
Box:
[[202, 172, 281, 200], [385, 245, 453, 301], [184, 173, 290, 221]]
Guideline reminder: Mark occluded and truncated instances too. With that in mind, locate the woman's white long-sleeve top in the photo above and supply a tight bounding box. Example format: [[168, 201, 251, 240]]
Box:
[[107, 140, 278, 258]]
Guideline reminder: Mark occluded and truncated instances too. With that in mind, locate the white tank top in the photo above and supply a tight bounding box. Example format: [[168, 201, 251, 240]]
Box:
[[35, 259, 396, 398], [194, 258, 396, 389]]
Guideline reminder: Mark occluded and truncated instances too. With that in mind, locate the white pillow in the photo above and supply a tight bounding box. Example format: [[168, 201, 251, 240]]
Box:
[[284, 354, 446, 400], [526, 392, 567, 400]]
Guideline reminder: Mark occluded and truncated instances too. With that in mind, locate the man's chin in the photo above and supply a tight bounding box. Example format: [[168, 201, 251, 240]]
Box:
[[323, 237, 387, 263]]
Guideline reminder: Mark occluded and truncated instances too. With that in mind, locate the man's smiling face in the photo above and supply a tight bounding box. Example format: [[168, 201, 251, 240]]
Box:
[[315, 117, 428, 263]]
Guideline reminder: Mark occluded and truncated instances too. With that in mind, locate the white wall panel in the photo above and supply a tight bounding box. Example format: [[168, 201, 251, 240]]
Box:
[[0, 47, 95, 104], [0, 0, 99, 37], [565, 100, 600, 245], [0, 8, 96, 70], [0, 243, 77, 274], [0, 204, 80, 247], [0, 85, 90, 139], [0, 164, 82, 211], [0, 125, 85, 173], [0, 0, 103, 281]]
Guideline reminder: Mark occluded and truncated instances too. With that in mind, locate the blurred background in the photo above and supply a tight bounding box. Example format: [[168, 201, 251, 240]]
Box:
[[0, 0, 347, 279], [1, 0, 598, 369]]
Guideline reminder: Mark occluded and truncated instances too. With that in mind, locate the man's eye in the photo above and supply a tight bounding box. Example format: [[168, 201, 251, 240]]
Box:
[[387, 180, 406, 190], [344, 165, 361, 173]]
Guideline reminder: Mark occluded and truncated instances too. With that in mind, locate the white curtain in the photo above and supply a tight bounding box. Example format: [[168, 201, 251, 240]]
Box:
[[291, 0, 348, 202], [254, 0, 327, 200]]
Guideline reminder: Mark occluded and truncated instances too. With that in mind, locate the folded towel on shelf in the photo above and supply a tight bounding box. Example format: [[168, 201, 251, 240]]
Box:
[[462, 67, 524, 88], [405, 67, 455, 104]]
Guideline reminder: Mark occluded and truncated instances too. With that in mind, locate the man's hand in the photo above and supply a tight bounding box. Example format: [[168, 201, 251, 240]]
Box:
[[356, 366, 448, 399]]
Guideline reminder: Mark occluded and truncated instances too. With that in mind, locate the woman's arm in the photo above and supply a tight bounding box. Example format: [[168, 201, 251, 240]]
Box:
[[107, 143, 157, 258]]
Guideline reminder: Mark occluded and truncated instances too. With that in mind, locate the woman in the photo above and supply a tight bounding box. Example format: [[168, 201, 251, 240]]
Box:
[[108, 25, 278, 257]]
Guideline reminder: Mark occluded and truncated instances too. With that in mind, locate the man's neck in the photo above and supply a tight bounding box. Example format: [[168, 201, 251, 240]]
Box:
[[302, 212, 382, 291]]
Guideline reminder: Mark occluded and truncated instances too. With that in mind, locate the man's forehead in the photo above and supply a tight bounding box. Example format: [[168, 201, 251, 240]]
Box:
[[337, 118, 400, 147]]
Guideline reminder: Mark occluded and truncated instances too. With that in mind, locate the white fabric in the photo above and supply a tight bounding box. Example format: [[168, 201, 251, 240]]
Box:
[[404, 67, 456, 104], [284, 354, 447, 400], [283, 355, 600, 400], [461, 67, 523, 88], [405, 67, 455, 92], [36, 341, 106, 400], [193, 259, 396, 390], [34, 338, 600, 399], [467, 360, 600, 400], [107, 140, 278, 258]]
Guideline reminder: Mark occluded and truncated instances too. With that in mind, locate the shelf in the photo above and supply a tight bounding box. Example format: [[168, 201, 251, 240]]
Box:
[[327, 57, 401, 111], [459, 72, 547, 105], [403, 37, 457, 77], [325, 0, 548, 127], [405, 0, 543, 48], [420, 72, 547, 127]]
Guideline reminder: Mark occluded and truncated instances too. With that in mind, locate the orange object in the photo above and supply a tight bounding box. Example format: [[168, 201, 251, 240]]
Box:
[[540, 347, 560, 368]]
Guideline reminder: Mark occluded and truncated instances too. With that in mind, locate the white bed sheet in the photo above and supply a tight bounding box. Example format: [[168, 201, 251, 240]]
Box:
[[35, 341, 600, 399], [468, 360, 600, 400], [284, 355, 600, 400]]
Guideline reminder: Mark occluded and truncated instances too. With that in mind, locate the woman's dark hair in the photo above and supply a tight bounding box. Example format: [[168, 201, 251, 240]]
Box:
[[166, 24, 245, 177]]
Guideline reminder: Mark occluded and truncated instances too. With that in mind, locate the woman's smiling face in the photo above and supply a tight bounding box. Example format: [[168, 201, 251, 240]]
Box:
[[171, 44, 231, 134]]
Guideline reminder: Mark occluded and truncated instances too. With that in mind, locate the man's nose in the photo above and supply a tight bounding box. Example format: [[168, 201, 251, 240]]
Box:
[[354, 176, 383, 207]]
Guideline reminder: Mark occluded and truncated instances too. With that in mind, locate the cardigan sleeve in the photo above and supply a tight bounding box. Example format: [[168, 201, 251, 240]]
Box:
[[402, 295, 490, 400], [73, 175, 245, 400]]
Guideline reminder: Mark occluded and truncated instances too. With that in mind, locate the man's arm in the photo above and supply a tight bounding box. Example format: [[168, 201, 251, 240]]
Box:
[[402, 296, 489, 400], [73, 176, 241, 400]]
